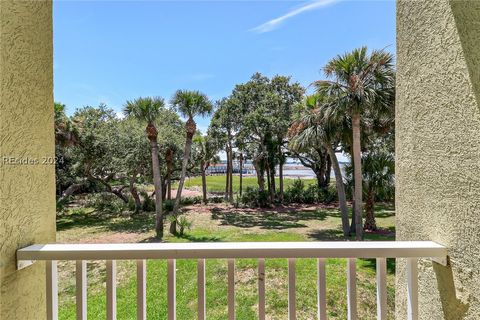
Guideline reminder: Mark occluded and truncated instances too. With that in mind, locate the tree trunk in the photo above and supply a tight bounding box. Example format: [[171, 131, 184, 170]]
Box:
[[266, 163, 272, 203], [325, 154, 332, 186], [253, 158, 265, 192], [225, 149, 230, 200], [172, 118, 196, 234], [166, 149, 173, 200], [350, 201, 356, 235], [279, 144, 284, 203], [352, 111, 363, 240], [326, 144, 349, 237], [57, 182, 84, 204], [167, 174, 171, 200], [129, 174, 142, 214], [269, 161, 276, 200], [314, 169, 327, 189], [201, 162, 207, 204], [239, 153, 243, 196], [150, 139, 164, 239], [228, 147, 233, 202], [364, 189, 377, 231]]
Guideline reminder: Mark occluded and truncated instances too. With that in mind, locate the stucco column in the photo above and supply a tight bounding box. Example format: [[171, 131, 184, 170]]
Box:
[[396, 0, 480, 319], [0, 1, 55, 319]]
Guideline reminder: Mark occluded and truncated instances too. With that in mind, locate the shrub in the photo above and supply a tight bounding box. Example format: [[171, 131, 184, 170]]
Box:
[[302, 184, 320, 204], [140, 191, 155, 212], [209, 196, 224, 204], [177, 216, 192, 235], [70, 207, 87, 215], [284, 179, 305, 203], [163, 199, 175, 212], [319, 185, 338, 203], [56, 196, 71, 214], [180, 196, 202, 206], [86, 193, 126, 214], [127, 196, 137, 212], [240, 186, 270, 208]]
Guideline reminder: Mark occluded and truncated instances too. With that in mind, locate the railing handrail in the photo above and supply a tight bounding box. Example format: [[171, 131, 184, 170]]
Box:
[[17, 241, 446, 261]]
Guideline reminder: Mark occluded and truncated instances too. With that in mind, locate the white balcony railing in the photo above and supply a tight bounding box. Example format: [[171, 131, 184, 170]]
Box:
[[17, 241, 447, 320]]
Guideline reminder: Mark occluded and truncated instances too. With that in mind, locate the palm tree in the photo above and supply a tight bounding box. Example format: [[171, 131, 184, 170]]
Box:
[[314, 47, 395, 240], [289, 94, 350, 237], [192, 134, 220, 204], [359, 151, 394, 231], [123, 97, 165, 239], [170, 90, 213, 233]]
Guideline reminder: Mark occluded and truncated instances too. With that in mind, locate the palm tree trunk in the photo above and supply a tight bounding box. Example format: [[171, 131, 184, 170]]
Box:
[[201, 162, 207, 204], [364, 188, 377, 231], [150, 140, 164, 239], [325, 154, 332, 186], [352, 111, 363, 240], [167, 173, 171, 200], [239, 152, 243, 196], [325, 144, 349, 237], [172, 126, 195, 233]]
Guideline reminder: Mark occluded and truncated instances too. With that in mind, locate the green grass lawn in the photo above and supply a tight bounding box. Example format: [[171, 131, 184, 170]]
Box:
[[175, 175, 317, 193], [56, 203, 395, 319]]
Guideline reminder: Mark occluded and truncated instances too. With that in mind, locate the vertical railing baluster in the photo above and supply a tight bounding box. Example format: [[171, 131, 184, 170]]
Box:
[[167, 259, 176, 320], [376, 258, 387, 320], [288, 258, 296, 320], [197, 259, 206, 320], [106, 260, 117, 320], [347, 258, 357, 320], [46, 260, 58, 320], [76, 260, 87, 320], [137, 260, 146, 320], [258, 258, 266, 320], [228, 259, 235, 320], [407, 258, 418, 320], [317, 258, 327, 320]]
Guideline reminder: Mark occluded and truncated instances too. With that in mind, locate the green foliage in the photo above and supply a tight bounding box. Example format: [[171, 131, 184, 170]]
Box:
[[170, 90, 213, 119], [86, 193, 126, 214], [56, 196, 72, 214], [70, 207, 87, 216], [140, 192, 155, 212], [180, 196, 203, 206], [177, 216, 193, 236], [123, 97, 166, 124], [271, 179, 339, 204], [283, 179, 306, 203], [163, 200, 175, 212], [240, 186, 270, 208]]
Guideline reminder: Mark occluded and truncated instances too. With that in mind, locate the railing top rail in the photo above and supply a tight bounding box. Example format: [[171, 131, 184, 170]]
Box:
[[17, 241, 446, 261]]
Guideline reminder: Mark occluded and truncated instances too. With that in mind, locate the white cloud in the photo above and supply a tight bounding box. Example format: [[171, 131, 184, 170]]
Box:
[[250, 0, 341, 33]]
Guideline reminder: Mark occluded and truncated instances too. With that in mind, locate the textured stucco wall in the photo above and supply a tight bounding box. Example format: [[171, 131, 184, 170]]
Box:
[[0, 1, 55, 319], [396, 0, 480, 319]]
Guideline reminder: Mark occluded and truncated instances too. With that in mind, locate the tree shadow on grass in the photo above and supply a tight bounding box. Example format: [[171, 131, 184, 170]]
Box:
[[57, 211, 154, 234], [177, 233, 222, 242], [210, 207, 327, 230], [306, 229, 345, 241]]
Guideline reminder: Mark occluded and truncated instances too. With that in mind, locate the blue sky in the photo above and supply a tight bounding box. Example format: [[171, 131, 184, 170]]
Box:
[[54, 0, 396, 134]]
